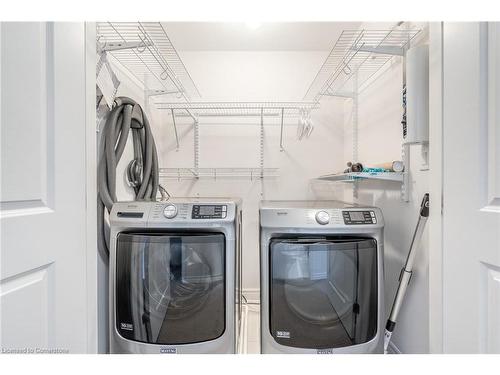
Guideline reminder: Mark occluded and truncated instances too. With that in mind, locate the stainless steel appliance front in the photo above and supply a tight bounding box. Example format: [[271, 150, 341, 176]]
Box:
[[260, 200, 385, 354], [109, 198, 242, 354]]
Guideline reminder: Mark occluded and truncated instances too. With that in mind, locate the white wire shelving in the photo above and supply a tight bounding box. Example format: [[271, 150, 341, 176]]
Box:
[[154, 101, 318, 118], [95, 22, 316, 158], [317, 171, 404, 183], [96, 22, 201, 101], [156, 102, 317, 153], [304, 28, 421, 102], [95, 24, 422, 188], [316, 170, 408, 201], [308, 27, 421, 202], [159, 167, 279, 180]]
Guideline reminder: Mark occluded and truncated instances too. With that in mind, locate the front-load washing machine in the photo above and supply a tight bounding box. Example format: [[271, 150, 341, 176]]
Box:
[[109, 198, 242, 353], [260, 200, 384, 354]]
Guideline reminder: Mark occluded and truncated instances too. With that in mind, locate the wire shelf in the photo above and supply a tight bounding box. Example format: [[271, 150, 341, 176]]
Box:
[[96, 22, 201, 100], [317, 171, 405, 182], [304, 28, 420, 102], [160, 167, 279, 180], [154, 101, 318, 118]]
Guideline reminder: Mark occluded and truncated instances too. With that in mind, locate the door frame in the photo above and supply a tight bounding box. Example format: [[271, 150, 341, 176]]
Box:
[[428, 21, 444, 354], [84, 21, 98, 353], [428, 21, 500, 353]]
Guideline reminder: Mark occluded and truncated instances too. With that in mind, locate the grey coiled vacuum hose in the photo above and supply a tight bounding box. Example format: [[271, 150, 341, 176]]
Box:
[[97, 96, 161, 259]]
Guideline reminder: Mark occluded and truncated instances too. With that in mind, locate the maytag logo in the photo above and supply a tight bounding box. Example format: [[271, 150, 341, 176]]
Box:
[[276, 331, 290, 339], [276, 212, 288, 216], [317, 349, 334, 354], [160, 347, 177, 354], [120, 323, 133, 331]]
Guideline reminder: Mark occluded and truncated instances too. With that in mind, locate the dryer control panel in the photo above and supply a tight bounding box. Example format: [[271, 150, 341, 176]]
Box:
[[259, 201, 383, 229], [192, 204, 227, 219], [342, 210, 377, 225]]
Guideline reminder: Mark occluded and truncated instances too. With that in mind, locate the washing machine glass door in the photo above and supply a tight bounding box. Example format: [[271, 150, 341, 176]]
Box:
[[115, 232, 225, 345], [269, 237, 378, 349]]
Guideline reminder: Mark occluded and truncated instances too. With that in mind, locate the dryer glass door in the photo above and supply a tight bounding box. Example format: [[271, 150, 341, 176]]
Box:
[[269, 237, 378, 349], [115, 232, 225, 345]]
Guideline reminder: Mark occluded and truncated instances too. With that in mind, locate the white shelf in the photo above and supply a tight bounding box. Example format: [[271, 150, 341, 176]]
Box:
[[304, 28, 421, 102], [317, 171, 409, 201], [154, 101, 318, 118], [96, 22, 201, 101], [317, 171, 405, 182], [160, 167, 279, 180]]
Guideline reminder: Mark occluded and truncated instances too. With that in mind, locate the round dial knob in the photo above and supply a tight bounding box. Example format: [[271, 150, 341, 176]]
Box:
[[163, 204, 178, 219], [315, 210, 330, 225]]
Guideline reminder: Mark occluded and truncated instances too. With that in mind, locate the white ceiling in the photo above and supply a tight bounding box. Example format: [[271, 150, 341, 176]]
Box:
[[162, 22, 361, 51]]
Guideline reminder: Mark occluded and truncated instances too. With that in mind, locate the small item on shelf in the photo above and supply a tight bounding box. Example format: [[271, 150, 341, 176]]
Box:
[[371, 161, 405, 173], [344, 161, 364, 173], [363, 167, 387, 173]]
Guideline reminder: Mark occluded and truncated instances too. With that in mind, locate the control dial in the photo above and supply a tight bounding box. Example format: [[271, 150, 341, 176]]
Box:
[[163, 204, 178, 219], [315, 210, 330, 225]]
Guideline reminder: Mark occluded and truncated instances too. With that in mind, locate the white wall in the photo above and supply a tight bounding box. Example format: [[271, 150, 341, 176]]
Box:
[[152, 51, 345, 292], [338, 41, 430, 353]]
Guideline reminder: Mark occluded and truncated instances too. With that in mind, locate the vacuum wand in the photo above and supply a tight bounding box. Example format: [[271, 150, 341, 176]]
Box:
[[384, 193, 429, 353]]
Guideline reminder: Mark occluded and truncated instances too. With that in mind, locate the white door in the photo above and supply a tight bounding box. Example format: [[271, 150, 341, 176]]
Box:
[[439, 22, 500, 353], [1, 22, 96, 353]]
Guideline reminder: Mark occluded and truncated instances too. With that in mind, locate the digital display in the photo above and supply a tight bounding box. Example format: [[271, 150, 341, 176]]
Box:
[[343, 210, 375, 225], [199, 206, 216, 216], [349, 212, 365, 221], [192, 204, 226, 219]]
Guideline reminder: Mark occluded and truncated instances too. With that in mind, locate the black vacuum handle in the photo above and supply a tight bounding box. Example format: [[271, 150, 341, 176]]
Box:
[[420, 193, 430, 218]]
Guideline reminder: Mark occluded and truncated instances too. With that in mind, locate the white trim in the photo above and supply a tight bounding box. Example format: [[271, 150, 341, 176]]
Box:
[[238, 304, 249, 354], [486, 23, 500, 212], [428, 21, 444, 354], [85, 21, 98, 354], [0, 203, 53, 219]]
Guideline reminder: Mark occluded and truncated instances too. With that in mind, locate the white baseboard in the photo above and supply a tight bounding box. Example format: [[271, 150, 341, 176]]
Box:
[[242, 288, 260, 304]]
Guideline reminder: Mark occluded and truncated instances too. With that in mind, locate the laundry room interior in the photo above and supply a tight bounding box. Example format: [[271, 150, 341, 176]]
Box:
[[95, 21, 430, 354], [1, 7, 500, 362]]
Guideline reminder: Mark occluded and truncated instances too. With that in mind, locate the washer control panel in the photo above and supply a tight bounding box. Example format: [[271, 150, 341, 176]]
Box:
[[163, 204, 178, 219], [192, 204, 227, 219], [342, 210, 377, 225], [315, 211, 330, 225]]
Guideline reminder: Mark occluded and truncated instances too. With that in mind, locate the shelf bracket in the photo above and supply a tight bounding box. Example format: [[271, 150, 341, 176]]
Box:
[[401, 144, 410, 202], [186, 110, 198, 123], [193, 119, 200, 177], [352, 71, 359, 201], [98, 41, 153, 53], [350, 45, 404, 56], [260, 108, 265, 180], [279, 107, 285, 152], [321, 90, 355, 99], [170, 109, 180, 151], [146, 89, 182, 97], [259, 108, 265, 197], [160, 106, 198, 123]]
